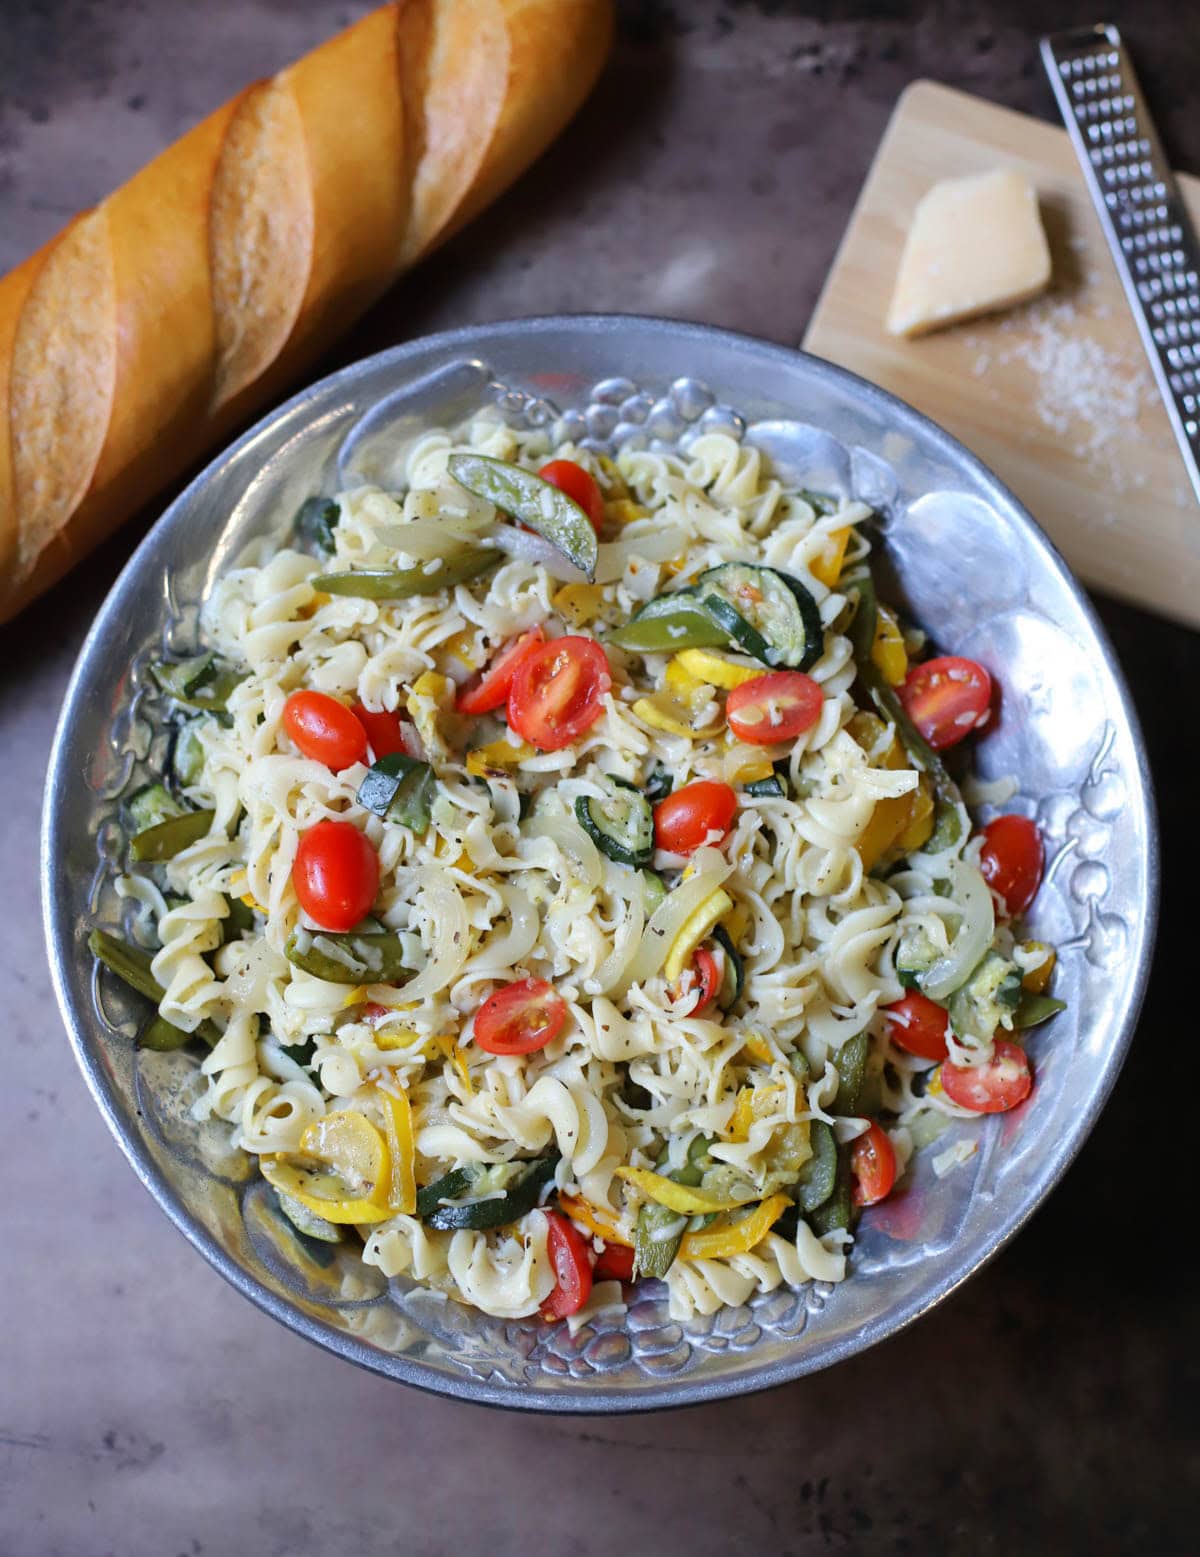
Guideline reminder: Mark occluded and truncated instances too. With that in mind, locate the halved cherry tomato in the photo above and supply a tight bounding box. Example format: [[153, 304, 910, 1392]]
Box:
[[507, 636, 611, 752], [882, 992, 950, 1062], [352, 703, 409, 761], [673, 946, 722, 1014], [473, 977, 568, 1056], [940, 1039, 1032, 1114], [653, 780, 738, 855], [293, 819, 379, 932], [456, 627, 545, 716], [726, 670, 823, 745], [980, 814, 1044, 916], [541, 1210, 594, 1320], [851, 1121, 897, 1207], [538, 459, 605, 536], [283, 691, 368, 771], [898, 656, 992, 751], [593, 1242, 636, 1283]]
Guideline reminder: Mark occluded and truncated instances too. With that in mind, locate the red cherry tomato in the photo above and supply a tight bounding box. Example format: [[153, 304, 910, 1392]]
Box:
[[653, 780, 738, 855], [283, 691, 368, 771], [456, 627, 545, 716], [538, 459, 605, 536], [980, 814, 1044, 916], [882, 992, 950, 1062], [507, 636, 611, 752], [940, 1039, 1033, 1114], [673, 946, 722, 1014], [351, 703, 409, 761], [540, 1210, 595, 1320], [851, 1121, 897, 1207], [898, 656, 993, 751], [593, 1242, 636, 1283], [473, 977, 568, 1056], [292, 819, 379, 931], [726, 670, 823, 745]]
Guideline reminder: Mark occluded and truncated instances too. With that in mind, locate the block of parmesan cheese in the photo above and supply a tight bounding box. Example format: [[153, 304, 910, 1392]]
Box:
[[886, 169, 1052, 338]]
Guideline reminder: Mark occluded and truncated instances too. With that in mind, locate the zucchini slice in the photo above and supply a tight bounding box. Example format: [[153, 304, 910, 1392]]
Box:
[[575, 778, 655, 868], [607, 590, 730, 654], [418, 1154, 560, 1231], [356, 754, 436, 833], [711, 924, 744, 1009], [169, 720, 207, 788], [127, 781, 185, 833], [696, 563, 824, 671], [293, 495, 340, 555], [150, 652, 246, 715], [744, 774, 786, 799]]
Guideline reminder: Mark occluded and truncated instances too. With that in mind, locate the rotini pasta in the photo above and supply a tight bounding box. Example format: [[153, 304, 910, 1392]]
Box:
[[99, 407, 1058, 1329]]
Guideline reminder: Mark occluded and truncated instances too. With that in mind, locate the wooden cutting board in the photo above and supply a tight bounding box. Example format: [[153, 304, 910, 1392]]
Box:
[[804, 80, 1200, 630]]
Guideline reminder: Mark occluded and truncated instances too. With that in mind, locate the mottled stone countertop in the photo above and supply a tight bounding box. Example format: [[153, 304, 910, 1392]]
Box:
[[1, 3, 1195, 1553]]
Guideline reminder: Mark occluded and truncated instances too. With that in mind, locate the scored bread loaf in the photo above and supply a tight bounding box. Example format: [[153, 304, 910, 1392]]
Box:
[[0, 0, 612, 622]]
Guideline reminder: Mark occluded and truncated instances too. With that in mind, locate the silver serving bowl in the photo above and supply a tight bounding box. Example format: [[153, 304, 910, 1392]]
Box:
[[42, 316, 1158, 1411]]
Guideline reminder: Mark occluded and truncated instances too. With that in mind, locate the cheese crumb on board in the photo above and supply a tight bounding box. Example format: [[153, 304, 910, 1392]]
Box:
[[886, 169, 1052, 338]]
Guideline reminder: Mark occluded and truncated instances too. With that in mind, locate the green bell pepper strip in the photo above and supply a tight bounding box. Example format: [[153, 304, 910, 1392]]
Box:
[[1012, 992, 1067, 1029], [607, 592, 730, 654], [314, 549, 498, 600], [859, 661, 964, 854], [283, 930, 413, 986], [139, 1014, 193, 1052], [833, 1030, 869, 1115], [793, 1119, 839, 1214], [88, 929, 220, 1047], [129, 808, 215, 863], [634, 1201, 688, 1279], [633, 1134, 713, 1278], [447, 452, 599, 579], [807, 1145, 855, 1237], [844, 575, 963, 853]]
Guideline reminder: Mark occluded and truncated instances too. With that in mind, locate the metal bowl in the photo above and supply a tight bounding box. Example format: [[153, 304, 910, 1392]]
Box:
[[42, 316, 1158, 1411]]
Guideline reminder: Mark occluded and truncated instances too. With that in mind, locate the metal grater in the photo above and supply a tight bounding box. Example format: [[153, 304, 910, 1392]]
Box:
[[1042, 24, 1200, 505]]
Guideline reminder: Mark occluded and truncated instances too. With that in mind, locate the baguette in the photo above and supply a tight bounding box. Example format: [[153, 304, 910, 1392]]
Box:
[[0, 0, 612, 622]]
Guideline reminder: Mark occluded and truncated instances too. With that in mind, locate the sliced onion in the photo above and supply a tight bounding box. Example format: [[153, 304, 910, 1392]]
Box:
[[396, 870, 470, 1002], [475, 883, 539, 968], [921, 859, 995, 1000], [373, 519, 488, 560], [489, 524, 588, 583], [523, 813, 604, 892], [592, 870, 646, 993], [594, 525, 688, 584], [619, 846, 733, 990]]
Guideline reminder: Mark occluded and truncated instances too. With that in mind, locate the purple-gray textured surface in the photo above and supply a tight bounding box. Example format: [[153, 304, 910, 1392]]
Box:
[[1, 2, 1196, 1553]]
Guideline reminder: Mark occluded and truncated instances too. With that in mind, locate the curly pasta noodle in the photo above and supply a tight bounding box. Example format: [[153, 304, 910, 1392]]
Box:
[[116, 406, 1033, 1324]]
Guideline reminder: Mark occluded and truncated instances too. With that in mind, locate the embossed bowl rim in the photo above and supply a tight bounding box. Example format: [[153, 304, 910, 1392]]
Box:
[[42, 315, 1158, 1412]]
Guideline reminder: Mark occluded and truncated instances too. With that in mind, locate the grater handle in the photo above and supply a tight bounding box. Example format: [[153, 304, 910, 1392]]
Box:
[[1041, 24, 1200, 505]]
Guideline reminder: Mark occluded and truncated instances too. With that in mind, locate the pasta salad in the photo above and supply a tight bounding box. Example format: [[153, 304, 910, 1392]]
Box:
[[91, 413, 1063, 1325]]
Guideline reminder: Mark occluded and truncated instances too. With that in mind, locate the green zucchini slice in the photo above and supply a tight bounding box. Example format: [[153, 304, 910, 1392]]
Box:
[[696, 563, 824, 671], [574, 778, 654, 867]]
